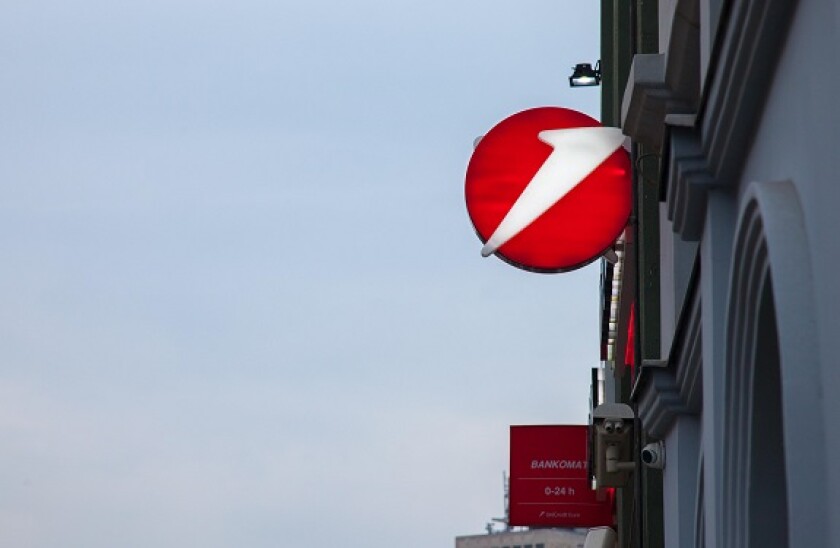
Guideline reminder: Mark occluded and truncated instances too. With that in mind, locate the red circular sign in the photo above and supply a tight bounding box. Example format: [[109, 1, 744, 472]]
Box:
[[465, 107, 631, 273]]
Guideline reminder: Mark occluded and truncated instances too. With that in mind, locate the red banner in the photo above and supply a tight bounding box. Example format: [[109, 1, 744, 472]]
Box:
[[509, 425, 614, 527]]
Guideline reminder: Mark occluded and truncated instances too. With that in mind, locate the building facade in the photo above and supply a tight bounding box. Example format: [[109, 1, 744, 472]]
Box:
[[456, 528, 586, 548], [599, 0, 840, 546]]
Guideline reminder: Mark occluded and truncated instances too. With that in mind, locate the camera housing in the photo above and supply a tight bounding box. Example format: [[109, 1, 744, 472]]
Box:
[[591, 403, 636, 487], [641, 441, 665, 469]]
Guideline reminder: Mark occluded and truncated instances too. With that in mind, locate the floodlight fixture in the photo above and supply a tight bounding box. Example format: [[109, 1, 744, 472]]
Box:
[[569, 61, 601, 87]]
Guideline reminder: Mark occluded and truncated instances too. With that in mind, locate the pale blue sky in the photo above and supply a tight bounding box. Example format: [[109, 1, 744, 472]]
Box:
[[0, 1, 602, 546]]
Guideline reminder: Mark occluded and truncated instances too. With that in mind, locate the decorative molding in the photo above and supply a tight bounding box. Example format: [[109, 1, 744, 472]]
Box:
[[621, 53, 670, 150], [694, 455, 705, 548], [634, 259, 702, 439], [674, 291, 702, 414], [720, 181, 828, 547], [621, 0, 700, 150], [637, 368, 688, 438], [700, 0, 800, 186], [666, 122, 715, 240], [655, 0, 799, 241]]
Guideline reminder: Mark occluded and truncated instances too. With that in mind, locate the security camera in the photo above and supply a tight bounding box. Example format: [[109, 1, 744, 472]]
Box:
[[603, 419, 624, 434], [641, 441, 665, 469], [592, 403, 636, 487]]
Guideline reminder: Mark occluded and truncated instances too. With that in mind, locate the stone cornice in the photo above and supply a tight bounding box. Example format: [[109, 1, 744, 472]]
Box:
[[700, 0, 799, 186], [665, 116, 715, 241], [620, 0, 699, 151], [621, 53, 670, 150], [633, 259, 702, 439], [623, 0, 799, 241], [674, 0, 799, 239]]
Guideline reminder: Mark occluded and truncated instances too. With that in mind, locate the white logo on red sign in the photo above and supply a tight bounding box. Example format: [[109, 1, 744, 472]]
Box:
[[465, 107, 632, 273]]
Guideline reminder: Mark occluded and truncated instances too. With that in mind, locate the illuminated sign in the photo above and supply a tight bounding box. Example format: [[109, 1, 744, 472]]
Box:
[[465, 107, 631, 272], [509, 425, 614, 528]]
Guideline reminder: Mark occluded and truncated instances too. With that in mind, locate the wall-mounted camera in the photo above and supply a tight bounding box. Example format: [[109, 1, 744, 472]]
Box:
[[592, 403, 636, 487], [641, 441, 665, 469]]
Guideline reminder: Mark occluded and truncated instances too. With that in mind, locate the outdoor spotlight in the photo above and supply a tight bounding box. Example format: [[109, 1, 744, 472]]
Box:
[[569, 61, 601, 87]]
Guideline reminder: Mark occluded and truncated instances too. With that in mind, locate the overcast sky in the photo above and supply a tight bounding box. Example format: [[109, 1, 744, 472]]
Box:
[[0, 1, 602, 546]]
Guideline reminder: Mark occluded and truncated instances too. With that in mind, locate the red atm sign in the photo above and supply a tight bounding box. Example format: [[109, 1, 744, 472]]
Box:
[[509, 425, 614, 527]]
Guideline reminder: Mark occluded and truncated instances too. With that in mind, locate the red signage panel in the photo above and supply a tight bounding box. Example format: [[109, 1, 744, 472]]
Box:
[[509, 425, 614, 527]]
